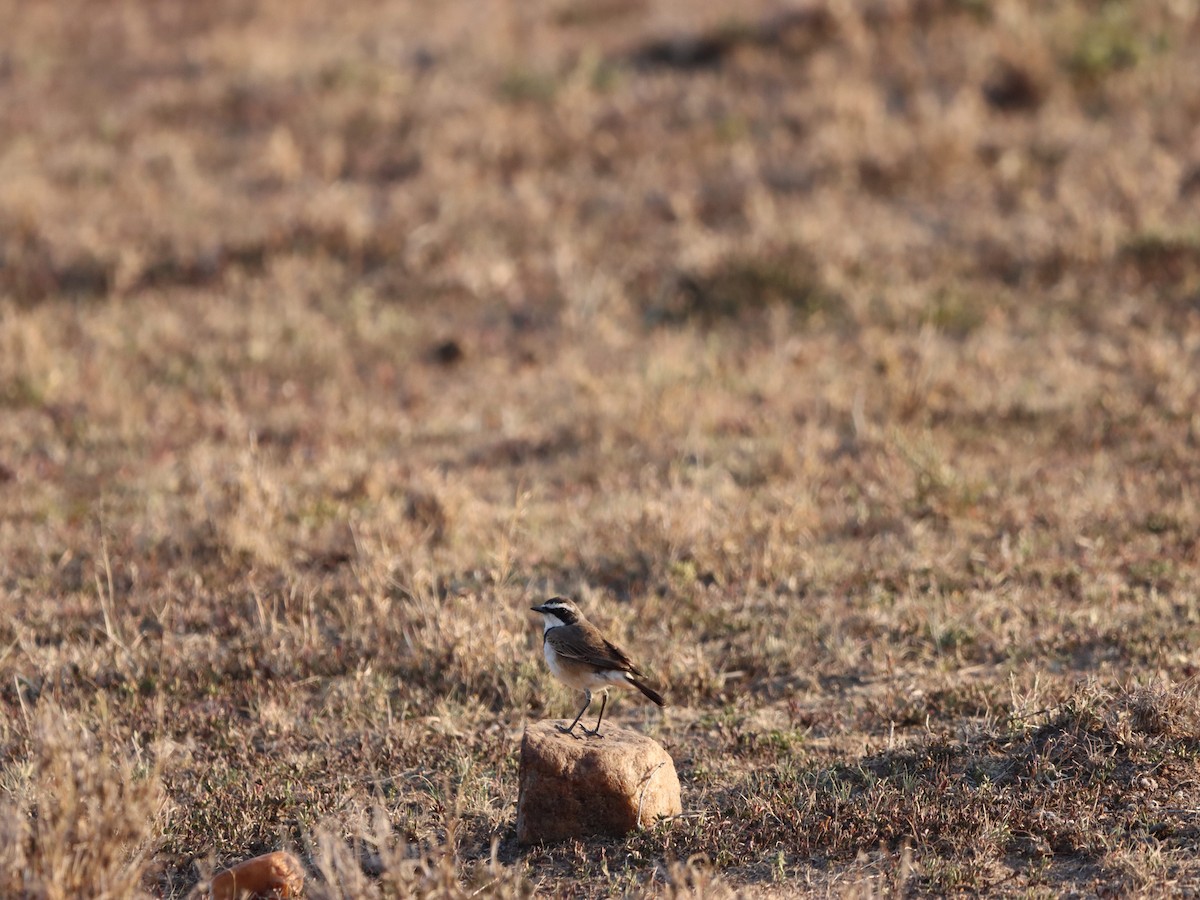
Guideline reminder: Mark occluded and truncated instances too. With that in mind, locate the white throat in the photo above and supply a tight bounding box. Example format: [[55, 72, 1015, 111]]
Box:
[[541, 612, 568, 633]]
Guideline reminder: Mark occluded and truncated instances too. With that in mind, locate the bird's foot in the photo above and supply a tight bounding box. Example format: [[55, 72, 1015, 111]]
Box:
[[582, 727, 604, 739], [556, 723, 578, 735]]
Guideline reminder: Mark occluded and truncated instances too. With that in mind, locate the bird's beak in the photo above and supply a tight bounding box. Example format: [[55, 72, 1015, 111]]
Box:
[[530, 605, 544, 613]]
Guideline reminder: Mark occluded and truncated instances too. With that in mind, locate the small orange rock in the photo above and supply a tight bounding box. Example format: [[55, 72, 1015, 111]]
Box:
[[210, 851, 305, 900]]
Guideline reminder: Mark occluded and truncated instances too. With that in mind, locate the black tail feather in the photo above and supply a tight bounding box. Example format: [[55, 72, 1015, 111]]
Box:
[[628, 675, 665, 707]]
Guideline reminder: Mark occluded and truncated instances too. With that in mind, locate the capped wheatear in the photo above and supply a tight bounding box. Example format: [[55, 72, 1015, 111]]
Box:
[[531, 597, 665, 737]]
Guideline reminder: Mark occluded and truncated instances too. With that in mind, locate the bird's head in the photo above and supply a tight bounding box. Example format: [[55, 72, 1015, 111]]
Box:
[[531, 597, 582, 629]]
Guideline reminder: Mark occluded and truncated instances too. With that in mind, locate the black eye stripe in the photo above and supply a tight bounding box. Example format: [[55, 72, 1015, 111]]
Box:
[[544, 604, 578, 625]]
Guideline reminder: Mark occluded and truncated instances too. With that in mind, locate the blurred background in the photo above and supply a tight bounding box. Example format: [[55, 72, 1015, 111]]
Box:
[[5, 0, 1198, 323]]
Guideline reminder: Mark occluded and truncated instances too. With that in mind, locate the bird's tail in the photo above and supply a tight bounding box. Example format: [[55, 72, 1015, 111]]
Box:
[[627, 675, 665, 707]]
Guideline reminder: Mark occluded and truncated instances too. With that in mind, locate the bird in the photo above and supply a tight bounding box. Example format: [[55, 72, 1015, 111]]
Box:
[[530, 597, 665, 737]]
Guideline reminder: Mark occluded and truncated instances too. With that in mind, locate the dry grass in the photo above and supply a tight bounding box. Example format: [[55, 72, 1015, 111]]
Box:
[[2, 0, 1200, 895], [0, 706, 165, 899]]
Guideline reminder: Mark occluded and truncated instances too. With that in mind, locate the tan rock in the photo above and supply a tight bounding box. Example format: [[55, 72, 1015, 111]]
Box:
[[516, 720, 682, 845], [210, 850, 305, 899]]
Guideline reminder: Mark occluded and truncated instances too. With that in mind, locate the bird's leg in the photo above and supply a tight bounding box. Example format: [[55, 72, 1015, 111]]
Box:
[[583, 691, 608, 738], [558, 690, 592, 734]]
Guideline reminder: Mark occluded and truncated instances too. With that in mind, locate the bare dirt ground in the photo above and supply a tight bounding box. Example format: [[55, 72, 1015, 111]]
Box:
[[2, 0, 1200, 896]]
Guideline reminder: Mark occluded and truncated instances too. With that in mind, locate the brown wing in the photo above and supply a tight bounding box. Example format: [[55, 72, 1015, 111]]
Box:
[[547, 625, 644, 676]]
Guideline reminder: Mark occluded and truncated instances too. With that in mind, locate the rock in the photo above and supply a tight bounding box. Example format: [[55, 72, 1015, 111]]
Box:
[[516, 720, 682, 845], [210, 851, 305, 899]]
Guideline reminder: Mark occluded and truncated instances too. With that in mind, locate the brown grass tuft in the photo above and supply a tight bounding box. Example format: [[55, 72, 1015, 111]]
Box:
[[306, 808, 531, 899], [0, 708, 165, 899]]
